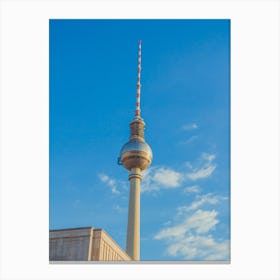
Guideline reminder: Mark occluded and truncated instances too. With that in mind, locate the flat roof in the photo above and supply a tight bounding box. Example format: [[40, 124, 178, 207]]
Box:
[[50, 226, 93, 232]]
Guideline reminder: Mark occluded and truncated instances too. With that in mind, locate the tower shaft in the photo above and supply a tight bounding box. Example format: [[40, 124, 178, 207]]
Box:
[[126, 167, 142, 260]]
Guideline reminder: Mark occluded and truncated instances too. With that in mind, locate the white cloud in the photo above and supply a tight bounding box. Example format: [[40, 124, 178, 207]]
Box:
[[187, 165, 216, 180], [185, 153, 217, 181], [142, 166, 183, 193], [155, 209, 219, 240], [188, 209, 219, 234], [98, 173, 120, 194], [201, 152, 216, 162], [178, 193, 228, 214], [154, 221, 187, 240], [182, 123, 198, 131], [153, 167, 182, 187], [166, 234, 230, 260], [99, 174, 115, 187], [183, 185, 201, 194], [142, 152, 217, 193], [186, 193, 219, 211], [154, 192, 230, 260]]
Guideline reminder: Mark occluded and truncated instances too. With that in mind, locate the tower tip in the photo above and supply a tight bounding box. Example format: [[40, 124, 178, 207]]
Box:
[[135, 41, 142, 118]]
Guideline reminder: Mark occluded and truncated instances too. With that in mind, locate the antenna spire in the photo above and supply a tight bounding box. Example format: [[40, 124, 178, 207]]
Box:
[[135, 40, 142, 118]]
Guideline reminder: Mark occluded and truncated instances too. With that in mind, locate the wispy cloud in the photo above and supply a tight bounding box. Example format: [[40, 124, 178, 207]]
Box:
[[98, 173, 120, 194], [180, 123, 199, 145], [182, 135, 199, 144], [113, 204, 125, 213], [154, 192, 229, 260], [185, 193, 219, 211], [182, 123, 199, 131], [186, 153, 216, 170], [178, 193, 227, 213], [201, 153, 216, 162], [186, 153, 217, 181], [183, 185, 201, 194], [187, 165, 216, 180]]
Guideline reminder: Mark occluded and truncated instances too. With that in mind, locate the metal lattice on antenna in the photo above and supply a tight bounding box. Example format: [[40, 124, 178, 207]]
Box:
[[135, 40, 142, 118]]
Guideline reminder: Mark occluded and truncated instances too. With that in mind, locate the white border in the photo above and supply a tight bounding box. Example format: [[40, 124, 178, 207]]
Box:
[[0, 0, 279, 279]]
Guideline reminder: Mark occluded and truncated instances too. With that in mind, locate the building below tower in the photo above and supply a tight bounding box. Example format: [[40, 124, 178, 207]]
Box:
[[49, 227, 131, 261]]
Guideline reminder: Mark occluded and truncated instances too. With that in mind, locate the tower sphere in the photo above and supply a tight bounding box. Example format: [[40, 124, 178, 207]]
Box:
[[120, 139, 152, 171]]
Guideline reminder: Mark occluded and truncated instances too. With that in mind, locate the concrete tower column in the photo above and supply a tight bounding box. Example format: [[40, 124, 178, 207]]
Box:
[[126, 167, 142, 260]]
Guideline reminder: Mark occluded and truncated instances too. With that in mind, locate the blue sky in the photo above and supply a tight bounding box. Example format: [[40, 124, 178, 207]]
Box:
[[49, 19, 230, 261]]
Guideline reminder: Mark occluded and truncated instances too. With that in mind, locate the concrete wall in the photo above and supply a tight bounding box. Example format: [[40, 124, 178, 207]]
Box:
[[49, 227, 131, 261], [49, 227, 92, 261], [91, 229, 131, 261]]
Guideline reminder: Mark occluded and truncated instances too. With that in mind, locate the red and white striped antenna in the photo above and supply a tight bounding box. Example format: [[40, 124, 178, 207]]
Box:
[[135, 40, 142, 118]]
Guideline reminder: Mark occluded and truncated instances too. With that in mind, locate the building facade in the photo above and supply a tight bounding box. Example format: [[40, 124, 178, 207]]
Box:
[[49, 227, 131, 261]]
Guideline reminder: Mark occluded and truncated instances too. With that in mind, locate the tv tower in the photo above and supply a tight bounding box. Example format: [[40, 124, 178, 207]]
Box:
[[119, 40, 153, 261]]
